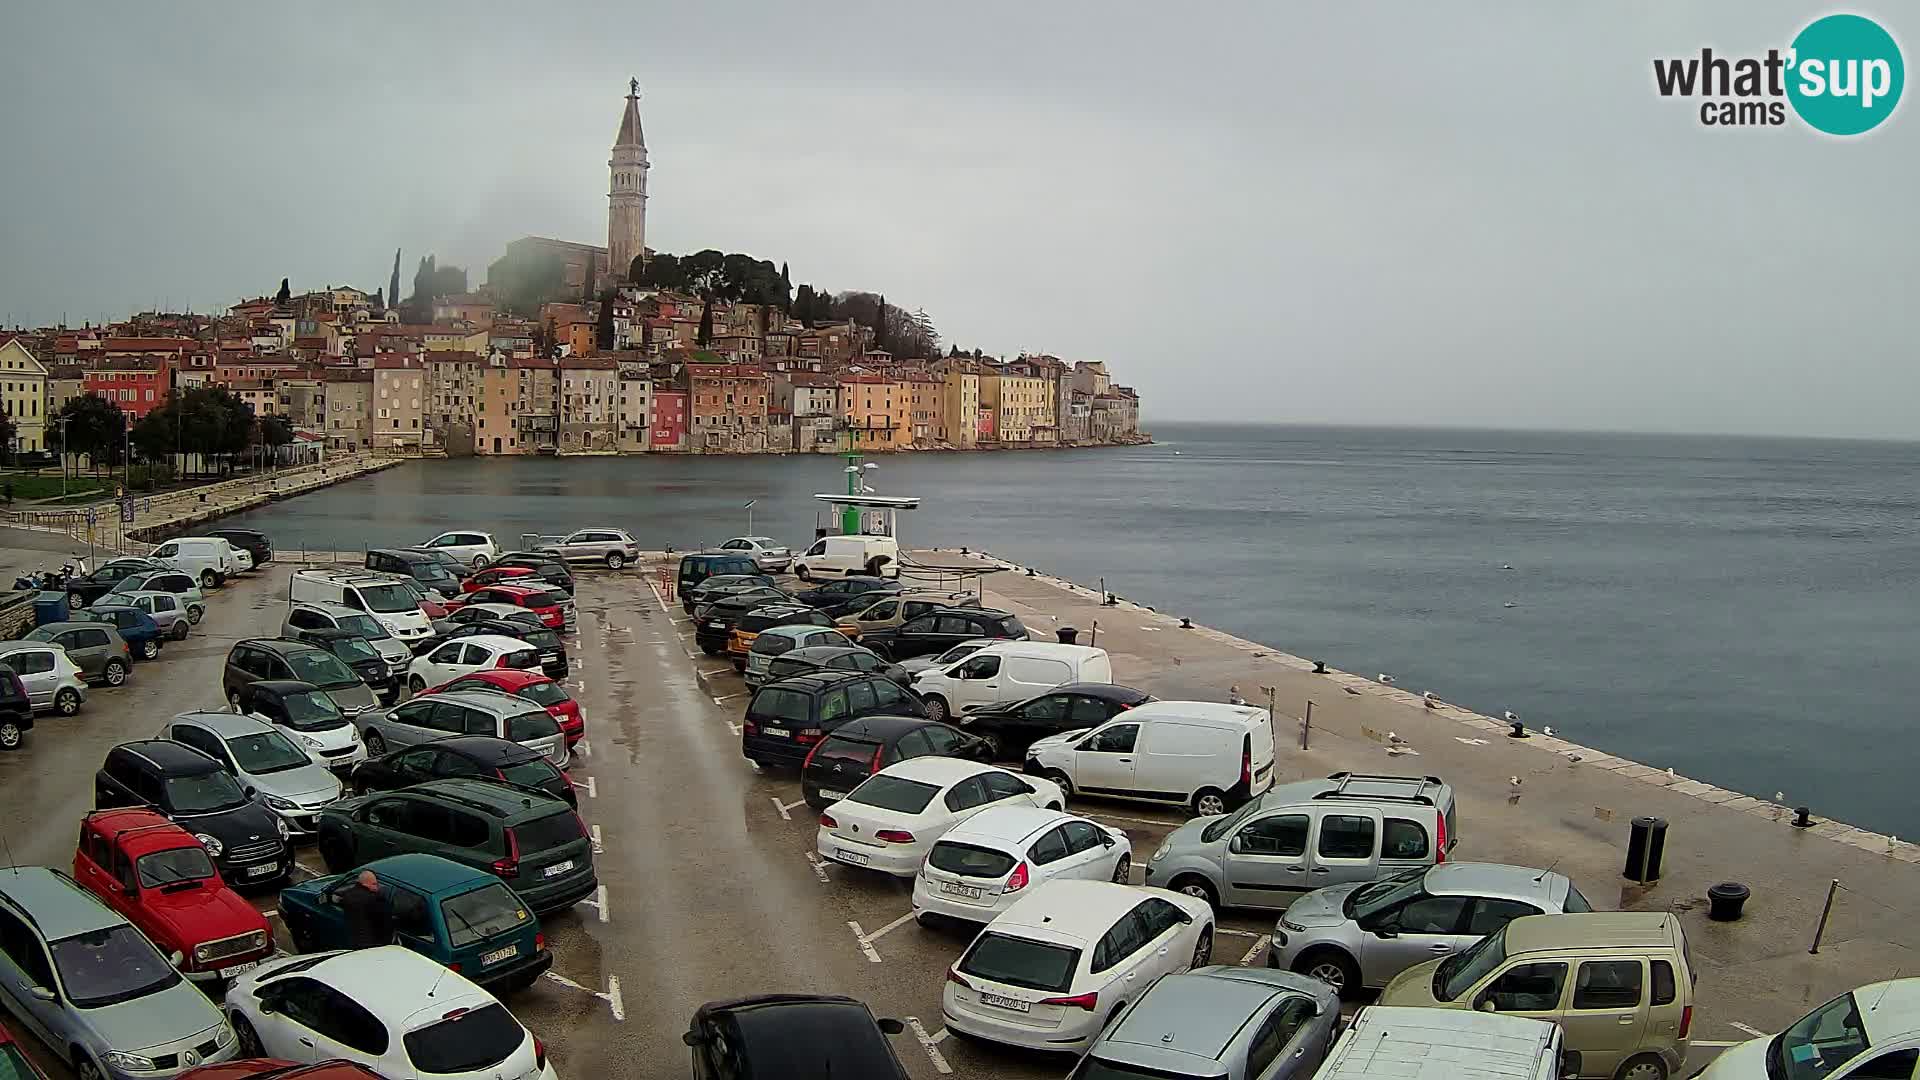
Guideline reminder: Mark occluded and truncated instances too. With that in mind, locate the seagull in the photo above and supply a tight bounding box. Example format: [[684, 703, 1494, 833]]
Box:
[[1387, 732, 1407, 747], [1502, 601, 1518, 609], [1377, 673, 1395, 685], [1775, 791, 1787, 803], [1422, 691, 1439, 709], [1343, 686, 1361, 696], [1666, 767, 1677, 779], [1509, 776, 1524, 790], [1504, 710, 1520, 722], [1542, 725, 1555, 736], [1500, 563, 1515, 571]]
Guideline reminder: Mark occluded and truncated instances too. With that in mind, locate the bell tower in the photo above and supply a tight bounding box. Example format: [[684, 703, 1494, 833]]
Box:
[[608, 78, 649, 282]]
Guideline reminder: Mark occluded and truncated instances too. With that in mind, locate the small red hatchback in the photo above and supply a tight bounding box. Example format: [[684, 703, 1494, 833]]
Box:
[[465, 582, 570, 631], [428, 667, 586, 745], [178, 1059, 387, 1079]]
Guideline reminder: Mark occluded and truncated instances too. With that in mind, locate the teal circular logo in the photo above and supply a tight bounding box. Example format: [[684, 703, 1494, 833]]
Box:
[[1787, 14, 1904, 135]]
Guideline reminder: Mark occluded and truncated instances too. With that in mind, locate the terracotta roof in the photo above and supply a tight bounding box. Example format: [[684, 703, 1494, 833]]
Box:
[[373, 356, 420, 370], [685, 364, 767, 380], [560, 355, 618, 370], [101, 337, 194, 352]]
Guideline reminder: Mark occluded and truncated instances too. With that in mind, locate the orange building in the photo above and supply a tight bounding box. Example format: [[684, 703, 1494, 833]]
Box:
[[686, 364, 770, 453], [840, 375, 910, 451]]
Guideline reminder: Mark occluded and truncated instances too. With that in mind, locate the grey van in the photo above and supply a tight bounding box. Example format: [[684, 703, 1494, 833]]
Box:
[[1144, 772, 1458, 911]]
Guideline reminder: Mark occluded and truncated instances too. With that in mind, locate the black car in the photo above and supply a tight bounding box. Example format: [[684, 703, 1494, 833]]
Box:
[[677, 552, 763, 603], [287, 627, 397, 701], [763, 645, 913, 687], [792, 576, 901, 617], [799, 716, 991, 809], [349, 734, 575, 807], [957, 682, 1156, 759], [208, 528, 272, 566], [742, 671, 927, 769], [61, 559, 165, 610], [730, 603, 836, 670], [440, 618, 568, 678], [684, 995, 910, 1080], [94, 739, 291, 885], [366, 547, 463, 598], [695, 590, 793, 655], [684, 573, 780, 615], [861, 607, 1029, 661], [0, 668, 32, 751], [485, 552, 578, 596], [431, 604, 548, 639]]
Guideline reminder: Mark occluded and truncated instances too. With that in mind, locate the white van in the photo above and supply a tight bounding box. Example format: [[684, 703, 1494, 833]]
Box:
[[1026, 700, 1277, 817], [793, 535, 901, 580], [1323, 1006, 1576, 1080], [912, 641, 1112, 723], [151, 537, 237, 589], [288, 570, 433, 641]]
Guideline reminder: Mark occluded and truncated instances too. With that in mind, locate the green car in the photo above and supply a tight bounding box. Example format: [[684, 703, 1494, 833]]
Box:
[[278, 853, 553, 993], [313, 777, 598, 915]]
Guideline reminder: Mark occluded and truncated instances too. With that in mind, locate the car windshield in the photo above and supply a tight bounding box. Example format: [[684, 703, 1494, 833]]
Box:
[[959, 932, 1080, 993], [286, 650, 357, 688], [934, 642, 987, 665], [333, 613, 390, 640], [1200, 798, 1266, 843], [514, 681, 568, 707], [520, 627, 561, 649], [227, 730, 312, 774], [513, 810, 583, 852], [414, 564, 460, 588], [506, 710, 560, 742], [49, 924, 182, 1008], [995, 615, 1027, 637], [281, 690, 349, 731], [1071, 1059, 1225, 1080], [136, 847, 217, 887], [1437, 924, 1510, 1001], [501, 758, 560, 789], [358, 583, 419, 614], [847, 775, 939, 814], [1347, 867, 1429, 922], [1772, 993, 1870, 1080], [329, 637, 381, 664], [441, 884, 532, 948], [403, 1003, 523, 1074], [165, 771, 249, 814]]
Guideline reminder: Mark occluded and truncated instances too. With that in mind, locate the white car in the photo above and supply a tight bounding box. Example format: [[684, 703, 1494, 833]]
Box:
[[230, 546, 255, 573], [225, 946, 560, 1079], [941, 879, 1215, 1052], [719, 535, 792, 573], [406, 633, 541, 693], [421, 530, 500, 569], [151, 536, 237, 589], [1695, 978, 1920, 1080], [914, 805, 1132, 925], [897, 638, 996, 676], [816, 757, 1066, 878]]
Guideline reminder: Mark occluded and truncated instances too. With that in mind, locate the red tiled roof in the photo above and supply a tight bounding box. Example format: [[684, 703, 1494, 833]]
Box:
[[560, 355, 618, 370], [102, 337, 193, 352], [373, 355, 420, 370]]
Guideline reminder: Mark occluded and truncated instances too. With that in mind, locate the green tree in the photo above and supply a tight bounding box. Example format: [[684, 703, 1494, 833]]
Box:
[[388, 248, 402, 312], [259, 415, 295, 453], [792, 284, 815, 324], [0, 410, 15, 464], [53, 394, 126, 474], [596, 289, 616, 350], [779, 262, 792, 311], [696, 294, 714, 347]]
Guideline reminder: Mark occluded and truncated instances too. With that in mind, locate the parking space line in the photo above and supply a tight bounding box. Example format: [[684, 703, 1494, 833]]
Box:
[[575, 739, 591, 758], [573, 776, 597, 799], [726, 721, 742, 736], [1214, 927, 1263, 938], [903, 1018, 953, 1074], [712, 692, 750, 705], [1730, 1022, 1767, 1037], [771, 797, 791, 821], [927, 1028, 948, 1045], [863, 910, 916, 944], [1084, 812, 1184, 828], [1239, 935, 1269, 965], [1693, 1041, 1741, 1048], [590, 824, 603, 854], [261, 909, 278, 919], [607, 975, 625, 1021], [847, 920, 884, 963], [804, 852, 830, 883], [292, 863, 321, 879]]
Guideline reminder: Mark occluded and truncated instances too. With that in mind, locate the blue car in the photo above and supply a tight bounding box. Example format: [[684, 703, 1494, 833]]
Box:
[[277, 853, 552, 994], [76, 606, 164, 661]]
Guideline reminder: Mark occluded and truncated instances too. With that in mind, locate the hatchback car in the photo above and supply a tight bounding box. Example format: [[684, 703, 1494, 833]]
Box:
[[0, 670, 31, 751], [313, 778, 596, 914], [961, 682, 1155, 759], [461, 584, 570, 631], [913, 806, 1132, 926], [208, 529, 272, 568], [62, 559, 165, 610], [833, 590, 981, 641], [116, 591, 193, 641], [430, 602, 539, 637], [362, 550, 460, 600], [435, 619, 567, 679], [232, 681, 368, 776], [791, 576, 900, 618], [716, 536, 793, 573], [0, 865, 240, 1080], [279, 854, 551, 994], [684, 995, 910, 1080], [863, 607, 1029, 661], [280, 603, 412, 681], [942, 880, 1215, 1053], [682, 572, 778, 615], [1268, 862, 1591, 997], [1073, 967, 1341, 1080], [742, 671, 928, 769], [24, 622, 130, 687], [283, 629, 396, 703], [816, 757, 1066, 878], [353, 689, 568, 766], [1695, 979, 1920, 1080], [349, 735, 575, 808], [677, 552, 765, 605], [77, 605, 165, 661], [224, 640, 378, 719], [897, 638, 996, 676], [94, 740, 292, 886], [728, 603, 837, 670], [417, 531, 499, 569], [479, 553, 575, 596], [104, 571, 206, 623], [799, 715, 990, 809], [403, 636, 543, 696], [158, 713, 345, 838], [0, 640, 88, 716], [762, 644, 913, 690], [455, 565, 537, 594], [692, 590, 790, 654], [423, 670, 585, 746]]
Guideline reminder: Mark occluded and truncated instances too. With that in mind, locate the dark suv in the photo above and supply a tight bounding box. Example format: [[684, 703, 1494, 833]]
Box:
[[366, 548, 463, 598], [742, 671, 927, 769], [677, 552, 762, 604], [861, 607, 1029, 661], [313, 778, 596, 914], [209, 528, 273, 567], [224, 637, 378, 716], [792, 576, 900, 617], [799, 716, 990, 809], [94, 739, 291, 885], [287, 626, 397, 701], [684, 573, 779, 615]]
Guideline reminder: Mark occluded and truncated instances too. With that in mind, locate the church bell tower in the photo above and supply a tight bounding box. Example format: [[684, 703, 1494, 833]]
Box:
[[608, 78, 649, 283]]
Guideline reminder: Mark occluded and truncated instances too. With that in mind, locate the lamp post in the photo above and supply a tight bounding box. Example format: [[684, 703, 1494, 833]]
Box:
[[743, 498, 756, 536], [57, 415, 70, 500]]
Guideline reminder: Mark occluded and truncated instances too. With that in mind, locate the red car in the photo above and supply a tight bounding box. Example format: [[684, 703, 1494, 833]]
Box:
[[179, 1060, 386, 1079], [0, 1021, 48, 1079], [465, 582, 570, 631], [460, 565, 539, 593], [72, 808, 275, 983], [428, 667, 586, 745]]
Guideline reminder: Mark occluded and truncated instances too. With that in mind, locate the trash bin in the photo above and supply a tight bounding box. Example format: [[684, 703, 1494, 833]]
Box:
[[1707, 882, 1750, 921], [1056, 627, 1079, 645], [1624, 816, 1668, 883], [33, 591, 68, 627]]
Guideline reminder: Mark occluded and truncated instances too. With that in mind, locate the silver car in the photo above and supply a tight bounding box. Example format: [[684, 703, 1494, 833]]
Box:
[[0, 641, 88, 715], [159, 711, 345, 839], [1267, 861, 1589, 997], [1072, 966, 1341, 1080], [897, 637, 996, 676], [538, 526, 641, 569], [117, 590, 193, 641], [281, 600, 411, 678], [354, 689, 569, 766], [0, 866, 238, 1080], [104, 571, 207, 624], [719, 535, 792, 573]]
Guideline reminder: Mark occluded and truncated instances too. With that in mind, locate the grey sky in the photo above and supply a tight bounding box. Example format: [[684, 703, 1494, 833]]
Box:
[[1, 2, 1912, 438]]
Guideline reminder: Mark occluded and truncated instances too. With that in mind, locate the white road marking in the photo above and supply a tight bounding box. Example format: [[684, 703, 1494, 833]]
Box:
[[575, 739, 591, 758], [1455, 737, 1490, 746], [927, 1028, 948, 1045], [1239, 935, 1269, 965], [903, 1017, 953, 1074], [863, 910, 917, 943], [1085, 812, 1183, 828], [771, 797, 792, 821], [292, 863, 321, 879], [804, 852, 831, 883], [573, 776, 597, 799], [596, 883, 610, 923], [1730, 1022, 1768, 1037], [1693, 1042, 1741, 1048], [590, 824, 603, 854], [1214, 927, 1264, 939], [847, 920, 884, 963], [726, 721, 742, 736], [607, 975, 625, 1021], [712, 691, 750, 704], [261, 909, 278, 919]]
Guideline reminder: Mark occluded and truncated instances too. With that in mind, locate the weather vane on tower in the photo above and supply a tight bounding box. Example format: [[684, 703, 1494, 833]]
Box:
[[629, 76, 639, 98]]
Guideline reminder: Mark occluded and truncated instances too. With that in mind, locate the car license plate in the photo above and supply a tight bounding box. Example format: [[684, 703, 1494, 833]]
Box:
[[708, 621, 724, 628], [482, 945, 519, 965], [940, 881, 984, 899], [543, 860, 574, 878], [835, 849, 871, 866], [979, 992, 1030, 1013], [219, 960, 258, 979], [245, 862, 278, 878], [819, 789, 847, 802], [763, 726, 790, 738]]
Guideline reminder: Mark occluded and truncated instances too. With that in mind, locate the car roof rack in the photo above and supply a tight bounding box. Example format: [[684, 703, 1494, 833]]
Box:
[[1314, 772, 1443, 805]]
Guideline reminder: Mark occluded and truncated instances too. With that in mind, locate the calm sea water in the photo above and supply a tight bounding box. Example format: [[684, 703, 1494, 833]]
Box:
[[221, 425, 1920, 836]]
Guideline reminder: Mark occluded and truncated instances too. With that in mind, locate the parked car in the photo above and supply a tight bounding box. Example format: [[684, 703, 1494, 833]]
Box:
[[456, 565, 538, 593], [1072, 966, 1342, 1080], [537, 526, 639, 569], [151, 536, 239, 589], [912, 805, 1132, 926], [941, 880, 1215, 1053], [762, 644, 914, 690], [229, 547, 255, 574], [77, 605, 165, 660], [862, 607, 1030, 664], [1144, 771, 1459, 910], [833, 590, 981, 641], [71, 808, 275, 983], [897, 637, 995, 676], [284, 629, 397, 703], [223, 946, 557, 1078], [0, 1021, 46, 1079], [676, 552, 764, 605], [224, 639, 379, 718], [959, 682, 1153, 759], [1269, 862, 1591, 997], [94, 740, 292, 885], [362, 549, 460, 600], [435, 619, 567, 679], [693, 590, 790, 654], [461, 583, 570, 631], [684, 578, 782, 620], [105, 571, 206, 623], [816, 757, 1066, 878], [158, 712, 345, 839], [282, 601, 414, 679], [179, 1059, 387, 1080], [794, 535, 900, 580], [349, 735, 574, 808], [910, 640, 1108, 723], [742, 670, 928, 769], [63, 558, 166, 610], [352, 688, 568, 766], [422, 669, 584, 746], [231, 681, 368, 777], [1321, 1007, 1578, 1080], [0, 640, 87, 716], [313, 778, 595, 914], [1028, 699, 1278, 820], [728, 603, 837, 670], [684, 995, 910, 1080], [746, 625, 859, 689], [1694, 978, 1920, 1080], [716, 536, 793, 573], [24, 622, 130, 686], [0, 865, 240, 1079], [278, 854, 551, 993], [404, 635, 543, 696], [207, 529, 272, 568], [791, 576, 900, 617], [481, 553, 576, 596], [115, 590, 193, 641], [287, 571, 434, 643], [417, 531, 500, 569], [1378, 912, 1695, 1080], [431, 602, 541, 638], [0, 668, 33, 750], [800, 715, 990, 809]]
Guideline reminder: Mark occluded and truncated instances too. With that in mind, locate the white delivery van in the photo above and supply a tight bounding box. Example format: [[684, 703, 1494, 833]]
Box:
[[1025, 699, 1277, 816], [151, 537, 237, 589], [288, 569, 434, 641], [1321, 1006, 1577, 1080], [912, 641, 1112, 722], [793, 535, 901, 580]]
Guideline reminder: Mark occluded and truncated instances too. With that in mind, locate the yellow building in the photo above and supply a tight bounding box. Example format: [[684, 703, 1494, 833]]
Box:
[[980, 371, 1050, 444], [840, 375, 910, 451], [423, 327, 489, 353], [936, 368, 979, 448], [0, 338, 50, 451]]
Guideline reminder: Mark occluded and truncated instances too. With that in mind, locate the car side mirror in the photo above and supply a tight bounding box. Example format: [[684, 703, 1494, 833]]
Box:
[[1560, 1051, 1583, 1078], [168, 950, 185, 968], [28, 986, 55, 1003], [1227, 833, 1245, 854], [1372, 925, 1400, 939], [681, 1029, 704, 1047], [877, 1017, 906, 1035], [1476, 996, 1498, 1013], [1101, 833, 1116, 848]]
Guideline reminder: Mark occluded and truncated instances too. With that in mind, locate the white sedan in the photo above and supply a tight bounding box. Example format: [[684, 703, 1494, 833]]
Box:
[[406, 633, 541, 694], [719, 535, 793, 572], [817, 757, 1066, 878], [421, 530, 501, 569], [225, 946, 559, 1079], [913, 805, 1131, 925], [941, 879, 1215, 1052]]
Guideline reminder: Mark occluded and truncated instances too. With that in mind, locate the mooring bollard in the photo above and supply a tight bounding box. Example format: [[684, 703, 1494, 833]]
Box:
[[1707, 882, 1750, 921], [1794, 806, 1816, 829]]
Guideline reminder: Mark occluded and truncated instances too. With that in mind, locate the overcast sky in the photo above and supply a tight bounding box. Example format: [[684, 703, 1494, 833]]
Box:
[[1, 3, 1912, 438]]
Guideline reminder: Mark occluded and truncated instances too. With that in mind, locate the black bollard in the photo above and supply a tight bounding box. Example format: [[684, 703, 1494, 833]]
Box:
[[1056, 627, 1079, 645], [1180, 617, 1192, 629], [1508, 720, 1529, 739], [1312, 660, 1327, 674], [1793, 807, 1815, 829], [1624, 816, 1668, 882], [1707, 882, 1750, 921]]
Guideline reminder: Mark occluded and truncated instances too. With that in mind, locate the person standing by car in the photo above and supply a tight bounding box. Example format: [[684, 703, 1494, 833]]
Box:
[[341, 869, 393, 948]]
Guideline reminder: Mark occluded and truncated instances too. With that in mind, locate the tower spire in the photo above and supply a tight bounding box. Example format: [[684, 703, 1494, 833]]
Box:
[[608, 78, 650, 284]]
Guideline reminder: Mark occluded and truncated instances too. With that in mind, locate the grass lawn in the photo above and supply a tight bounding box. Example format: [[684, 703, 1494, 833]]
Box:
[[0, 472, 111, 502]]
